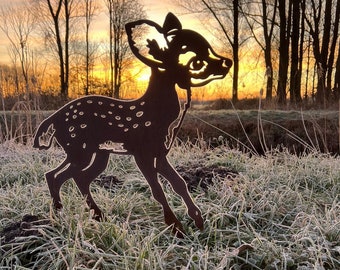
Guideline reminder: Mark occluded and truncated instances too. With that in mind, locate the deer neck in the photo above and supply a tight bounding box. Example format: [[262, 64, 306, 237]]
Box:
[[141, 69, 192, 150], [141, 69, 180, 110]]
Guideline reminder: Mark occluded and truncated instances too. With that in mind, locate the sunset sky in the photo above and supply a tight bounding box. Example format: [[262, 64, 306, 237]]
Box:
[[0, 0, 206, 64], [0, 0, 263, 99]]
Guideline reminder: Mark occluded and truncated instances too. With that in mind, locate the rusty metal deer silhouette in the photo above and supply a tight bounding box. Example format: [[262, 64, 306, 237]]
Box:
[[34, 13, 232, 237]]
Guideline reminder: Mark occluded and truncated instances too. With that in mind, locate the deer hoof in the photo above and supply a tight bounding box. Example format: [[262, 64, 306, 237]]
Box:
[[191, 210, 204, 230], [195, 216, 204, 231], [93, 211, 105, 222], [173, 226, 185, 238], [53, 200, 63, 210]]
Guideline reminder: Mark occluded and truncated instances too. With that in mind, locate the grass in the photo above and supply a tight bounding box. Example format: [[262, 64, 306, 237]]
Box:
[[0, 140, 339, 269]]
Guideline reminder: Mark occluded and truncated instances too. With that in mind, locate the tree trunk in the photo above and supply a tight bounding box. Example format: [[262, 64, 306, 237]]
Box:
[[315, 0, 331, 105], [113, 19, 120, 99], [326, 0, 340, 99], [289, 0, 301, 104], [277, 0, 291, 104], [47, 0, 68, 99], [298, 0, 306, 103], [108, 1, 114, 97], [335, 41, 340, 99], [232, 0, 239, 102], [85, 0, 90, 95], [262, 0, 276, 100], [63, 0, 69, 99]]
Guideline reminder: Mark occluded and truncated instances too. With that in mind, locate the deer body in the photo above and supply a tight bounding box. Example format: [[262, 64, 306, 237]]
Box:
[[39, 73, 180, 156], [34, 13, 232, 237]]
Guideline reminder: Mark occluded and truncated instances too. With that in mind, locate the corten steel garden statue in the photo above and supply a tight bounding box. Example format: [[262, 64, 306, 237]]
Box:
[[34, 13, 232, 237]]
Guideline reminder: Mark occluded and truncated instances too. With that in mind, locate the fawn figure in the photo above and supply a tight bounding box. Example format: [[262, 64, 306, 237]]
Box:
[[34, 13, 232, 237]]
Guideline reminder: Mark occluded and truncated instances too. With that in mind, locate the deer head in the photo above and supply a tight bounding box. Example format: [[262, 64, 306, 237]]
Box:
[[125, 13, 232, 89]]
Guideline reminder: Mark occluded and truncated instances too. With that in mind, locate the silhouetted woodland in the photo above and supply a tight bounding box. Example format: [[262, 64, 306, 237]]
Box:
[[0, 0, 339, 107]]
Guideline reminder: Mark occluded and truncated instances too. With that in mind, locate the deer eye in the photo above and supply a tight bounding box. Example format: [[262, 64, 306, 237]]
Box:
[[189, 58, 206, 71], [189, 58, 208, 75]]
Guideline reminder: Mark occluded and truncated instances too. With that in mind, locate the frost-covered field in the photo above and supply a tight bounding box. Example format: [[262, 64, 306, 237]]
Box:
[[0, 141, 339, 269]]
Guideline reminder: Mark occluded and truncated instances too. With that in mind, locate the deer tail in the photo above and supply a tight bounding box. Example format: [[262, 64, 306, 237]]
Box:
[[33, 116, 56, 150]]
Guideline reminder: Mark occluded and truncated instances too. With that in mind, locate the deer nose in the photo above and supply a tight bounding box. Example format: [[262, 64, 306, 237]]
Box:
[[223, 58, 233, 69]]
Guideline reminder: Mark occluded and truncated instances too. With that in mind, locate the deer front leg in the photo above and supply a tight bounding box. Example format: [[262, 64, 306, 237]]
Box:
[[156, 156, 204, 230], [134, 155, 185, 238]]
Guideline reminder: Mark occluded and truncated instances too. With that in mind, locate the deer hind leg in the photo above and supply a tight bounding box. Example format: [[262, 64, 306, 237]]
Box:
[[156, 156, 204, 230], [134, 155, 185, 238], [45, 158, 73, 210], [73, 151, 110, 221]]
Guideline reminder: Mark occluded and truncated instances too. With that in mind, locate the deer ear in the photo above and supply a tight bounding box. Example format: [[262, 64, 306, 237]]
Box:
[[126, 19, 167, 68], [163, 13, 182, 35]]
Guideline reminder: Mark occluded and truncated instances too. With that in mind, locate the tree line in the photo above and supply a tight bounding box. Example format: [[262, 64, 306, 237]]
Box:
[[0, 0, 339, 107], [182, 0, 340, 106], [0, 0, 145, 103]]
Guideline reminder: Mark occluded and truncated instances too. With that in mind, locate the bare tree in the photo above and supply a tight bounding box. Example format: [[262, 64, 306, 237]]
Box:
[[240, 0, 278, 100], [31, 0, 82, 98], [201, 0, 243, 102], [335, 40, 340, 99], [326, 0, 340, 100], [232, 0, 240, 102], [84, 0, 98, 95], [277, 0, 291, 104], [289, 0, 303, 104], [105, 0, 145, 98], [304, 0, 340, 105], [47, 0, 67, 98], [0, 3, 37, 97]]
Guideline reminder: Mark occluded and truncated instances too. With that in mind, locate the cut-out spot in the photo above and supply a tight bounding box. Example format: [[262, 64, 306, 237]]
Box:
[[99, 141, 126, 152], [77, 102, 81, 106], [65, 118, 69, 122], [118, 124, 124, 127], [79, 111, 84, 115], [145, 121, 151, 126], [82, 143, 86, 149], [115, 116, 121, 120], [98, 101, 103, 105], [73, 109, 77, 113], [101, 115, 106, 118], [69, 126, 74, 132], [108, 111, 113, 114], [140, 101, 145, 106], [108, 122, 113, 126], [124, 128, 129, 132], [133, 124, 138, 128], [71, 133, 76, 138], [69, 105, 74, 109], [87, 100, 93, 104], [136, 111, 144, 117], [66, 112, 69, 116], [72, 115, 77, 119], [94, 113, 98, 116], [126, 117, 132, 121], [110, 103, 115, 107], [118, 105, 123, 109], [130, 105, 136, 110], [80, 124, 87, 128]]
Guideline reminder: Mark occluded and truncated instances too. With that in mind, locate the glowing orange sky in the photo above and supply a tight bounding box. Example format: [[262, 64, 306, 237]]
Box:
[[0, 0, 265, 99], [0, 0, 215, 64]]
